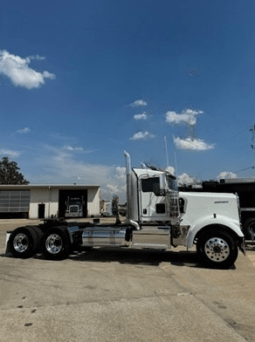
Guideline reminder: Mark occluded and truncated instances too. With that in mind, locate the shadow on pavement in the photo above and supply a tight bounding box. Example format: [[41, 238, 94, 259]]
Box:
[[1, 247, 237, 270], [67, 247, 236, 270]]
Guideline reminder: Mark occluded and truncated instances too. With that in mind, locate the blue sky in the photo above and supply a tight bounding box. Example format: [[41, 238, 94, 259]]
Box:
[[0, 0, 255, 199]]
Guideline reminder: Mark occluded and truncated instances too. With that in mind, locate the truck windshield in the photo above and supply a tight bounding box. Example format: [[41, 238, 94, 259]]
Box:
[[166, 175, 178, 191], [70, 201, 81, 206]]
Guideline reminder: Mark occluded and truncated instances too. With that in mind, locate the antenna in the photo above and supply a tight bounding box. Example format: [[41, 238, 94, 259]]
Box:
[[164, 136, 169, 168], [174, 151, 178, 179]]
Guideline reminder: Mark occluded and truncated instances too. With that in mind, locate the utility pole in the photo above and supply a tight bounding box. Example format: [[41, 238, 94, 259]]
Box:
[[250, 125, 255, 175], [189, 124, 196, 140]]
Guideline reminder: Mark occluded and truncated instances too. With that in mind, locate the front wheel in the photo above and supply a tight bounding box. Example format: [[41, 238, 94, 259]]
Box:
[[197, 230, 238, 268], [42, 228, 70, 260]]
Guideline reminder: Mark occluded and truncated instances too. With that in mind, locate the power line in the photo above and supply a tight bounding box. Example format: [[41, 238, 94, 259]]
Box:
[[234, 166, 255, 174]]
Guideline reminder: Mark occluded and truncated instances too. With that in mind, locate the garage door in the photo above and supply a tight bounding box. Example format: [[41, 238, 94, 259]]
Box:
[[0, 190, 30, 213]]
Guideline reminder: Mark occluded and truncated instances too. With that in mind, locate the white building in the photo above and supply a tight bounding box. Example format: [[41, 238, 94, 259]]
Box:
[[0, 184, 100, 219]]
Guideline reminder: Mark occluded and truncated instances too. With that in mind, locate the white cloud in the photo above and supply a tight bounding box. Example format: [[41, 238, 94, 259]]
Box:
[[63, 145, 83, 151], [115, 166, 126, 180], [130, 99, 147, 107], [28, 55, 46, 61], [217, 171, 237, 180], [134, 113, 147, 120], [0, 149, 21, 158], [178, 173, 198, 186], [17, 127, 30, 134], [166, 109, 203, 126], [0, 50, 55, 89], [130, 131, 156, 140], [105, 166, 127, 197], [166, 166, 175, 175], [106, 184, 126, 195], [174, 137, 215, 151], [106, 184, 120, 194]]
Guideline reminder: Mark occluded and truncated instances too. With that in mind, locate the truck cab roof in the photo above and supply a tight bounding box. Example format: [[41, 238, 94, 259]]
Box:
[[133, 168, 176, 179]]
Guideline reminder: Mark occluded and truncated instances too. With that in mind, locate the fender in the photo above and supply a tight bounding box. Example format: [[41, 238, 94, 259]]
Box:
[[186, 214, 244, 249]]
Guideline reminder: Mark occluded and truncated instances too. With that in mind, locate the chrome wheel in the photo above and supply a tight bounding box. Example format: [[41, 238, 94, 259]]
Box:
[[13, 233, 29, 253], [9, 227, 39, 258], [42, 229, 70, 260], [204, 237, 230, 262], [198, 229, 238, 268], [45, 234, 63, 254]]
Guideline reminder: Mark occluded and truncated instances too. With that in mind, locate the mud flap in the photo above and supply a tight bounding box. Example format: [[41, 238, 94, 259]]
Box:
[[5, 232, 12, 255], [239, 237, 246, 256]]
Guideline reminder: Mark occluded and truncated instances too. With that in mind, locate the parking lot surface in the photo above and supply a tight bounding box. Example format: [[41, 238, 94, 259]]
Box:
[[0, 218, 255, 342]]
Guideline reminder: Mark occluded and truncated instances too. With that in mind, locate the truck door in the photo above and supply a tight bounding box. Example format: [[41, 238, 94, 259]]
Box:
[[139, 176, 166, 222]]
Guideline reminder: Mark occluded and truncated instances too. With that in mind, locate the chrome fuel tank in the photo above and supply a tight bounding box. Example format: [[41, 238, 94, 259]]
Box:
[[82, 227, 128, 247]]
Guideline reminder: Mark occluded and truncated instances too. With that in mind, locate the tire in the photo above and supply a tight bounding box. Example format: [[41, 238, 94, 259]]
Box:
[[42, 228, 70, 260], [197, 230, 238, 269], [31, 226, 44, 252], [243, 218, 255, 240], [9, 227, 39, 258]]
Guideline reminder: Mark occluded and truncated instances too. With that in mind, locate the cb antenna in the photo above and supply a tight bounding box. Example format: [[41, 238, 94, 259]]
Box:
[[174, 151, 178, 179], [164, 136, 169, 168]]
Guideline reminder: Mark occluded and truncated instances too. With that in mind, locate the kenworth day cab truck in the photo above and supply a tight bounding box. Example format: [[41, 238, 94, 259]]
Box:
[[5, 152, 246, 268]]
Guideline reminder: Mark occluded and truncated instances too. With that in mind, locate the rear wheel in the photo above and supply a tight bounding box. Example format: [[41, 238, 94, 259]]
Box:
[[243, 218, 255, 240], [9, 227, 39, 258], [197, 230, 238, 268], [42, 228, 70, 260]]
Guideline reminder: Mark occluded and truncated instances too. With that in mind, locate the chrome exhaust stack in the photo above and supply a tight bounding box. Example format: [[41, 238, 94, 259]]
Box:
[[124, 151, 140, 230], [124, 150, 132, 223]]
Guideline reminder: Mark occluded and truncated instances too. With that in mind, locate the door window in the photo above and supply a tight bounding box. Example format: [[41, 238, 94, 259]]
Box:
[[142, 177, 160, 195]]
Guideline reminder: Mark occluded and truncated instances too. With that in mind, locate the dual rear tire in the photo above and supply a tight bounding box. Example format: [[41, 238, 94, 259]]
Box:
[[9, 227, 70, 260], [9, 227, 40, 258], [42, 228, 70, 260]]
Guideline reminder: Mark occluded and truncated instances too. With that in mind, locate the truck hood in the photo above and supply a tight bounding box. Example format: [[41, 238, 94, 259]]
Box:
[[179, 191, 240, 226]]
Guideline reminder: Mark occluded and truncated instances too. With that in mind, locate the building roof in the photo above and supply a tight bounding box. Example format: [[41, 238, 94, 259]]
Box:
[[220, 178, 255, 184], [0, 184, 100, 190]]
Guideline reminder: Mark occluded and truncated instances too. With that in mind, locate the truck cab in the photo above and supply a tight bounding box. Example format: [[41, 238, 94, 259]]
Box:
[[132, 168, 178, 223]]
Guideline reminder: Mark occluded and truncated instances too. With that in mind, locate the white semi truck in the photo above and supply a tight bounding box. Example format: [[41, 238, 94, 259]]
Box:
[[5, 152, 246, 268], [65, 196, 84, 218]]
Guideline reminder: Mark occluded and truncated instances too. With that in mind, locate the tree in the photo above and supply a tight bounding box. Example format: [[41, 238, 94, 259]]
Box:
[[0, 157, 29, 185]]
